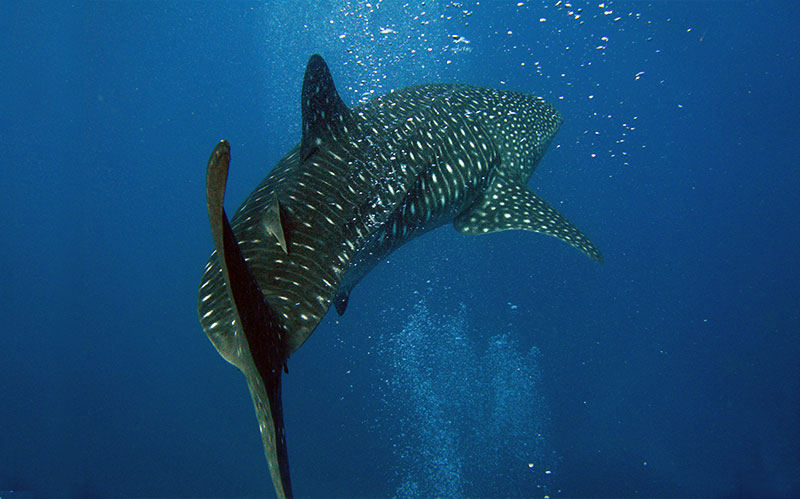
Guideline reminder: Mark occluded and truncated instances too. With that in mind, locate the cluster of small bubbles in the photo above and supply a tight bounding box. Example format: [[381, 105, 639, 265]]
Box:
[[572, 107, 639, 166], [318, 0, 479, 103], [375, 300, 557, 497], [260, 0, 692, 169], [488, 0, 702, 166]]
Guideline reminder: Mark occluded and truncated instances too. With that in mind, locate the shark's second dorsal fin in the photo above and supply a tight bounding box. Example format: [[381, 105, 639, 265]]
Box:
[[333, 289, 349, 316], [300, 54, 355, 161], [454, 172, 603, 263], [263, 194, 288, 254]]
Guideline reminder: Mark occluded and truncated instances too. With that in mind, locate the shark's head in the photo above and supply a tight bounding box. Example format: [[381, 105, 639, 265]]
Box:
[[453, 87, 564, 184]]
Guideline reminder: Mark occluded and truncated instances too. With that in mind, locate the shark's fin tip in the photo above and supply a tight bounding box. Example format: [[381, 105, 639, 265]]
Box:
[[334, 290, 350, 316]]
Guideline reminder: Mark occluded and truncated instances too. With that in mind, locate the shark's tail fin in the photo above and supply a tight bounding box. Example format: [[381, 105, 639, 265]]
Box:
[[205, 140, 293, 499]]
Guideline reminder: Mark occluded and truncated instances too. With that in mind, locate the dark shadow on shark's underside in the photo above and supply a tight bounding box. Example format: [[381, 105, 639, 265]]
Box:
[[198, 54, 602, 498]]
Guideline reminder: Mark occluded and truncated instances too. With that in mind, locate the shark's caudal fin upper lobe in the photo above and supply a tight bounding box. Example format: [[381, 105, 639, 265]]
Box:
[[204, 141, 293, 499], [198, 54, 602, 497]]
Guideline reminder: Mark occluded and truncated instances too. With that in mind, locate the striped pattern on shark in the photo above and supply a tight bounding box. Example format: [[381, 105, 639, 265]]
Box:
[[198, 54, 601, 498]]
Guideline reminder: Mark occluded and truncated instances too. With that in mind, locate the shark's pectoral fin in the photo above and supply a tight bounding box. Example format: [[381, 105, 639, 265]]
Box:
[[205, 140, 294, 499], [454, 173, 603, 263], [300, 54, 356, 161]]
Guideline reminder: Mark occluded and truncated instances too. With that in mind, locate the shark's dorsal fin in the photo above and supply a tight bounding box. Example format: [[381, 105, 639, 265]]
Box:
[[300, 54, 355, 161], [455, 173, 603, 263]]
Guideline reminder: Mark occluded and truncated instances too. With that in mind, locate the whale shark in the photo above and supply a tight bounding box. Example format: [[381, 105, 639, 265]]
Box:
[[198, 54, 602, 498]]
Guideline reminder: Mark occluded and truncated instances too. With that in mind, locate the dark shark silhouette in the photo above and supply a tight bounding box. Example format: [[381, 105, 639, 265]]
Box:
[[199, 54, 602, 498]]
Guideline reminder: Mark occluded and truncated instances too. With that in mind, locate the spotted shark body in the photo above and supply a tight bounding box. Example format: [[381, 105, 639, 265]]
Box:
[[198, 54, 601, 498]]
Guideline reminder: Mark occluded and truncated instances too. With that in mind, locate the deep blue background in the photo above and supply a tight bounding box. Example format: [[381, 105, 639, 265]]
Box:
[[2, 1, 799, 497]]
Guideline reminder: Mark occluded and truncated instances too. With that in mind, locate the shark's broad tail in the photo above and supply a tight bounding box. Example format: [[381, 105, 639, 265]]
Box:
[[203, 141, 293, 498]]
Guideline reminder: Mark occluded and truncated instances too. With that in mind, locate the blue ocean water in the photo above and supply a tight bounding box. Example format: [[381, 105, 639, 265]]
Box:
[[2, 1, 799, 497]]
